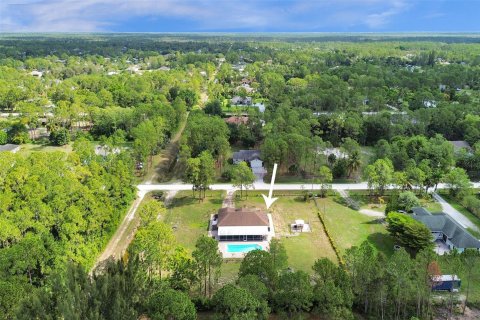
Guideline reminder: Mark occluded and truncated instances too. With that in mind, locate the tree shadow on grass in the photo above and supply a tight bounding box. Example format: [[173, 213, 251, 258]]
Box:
[[171, 194, 223, 207], [171, 195, 203, 207], [333, 195, 348, 207], [362, 218, 386, 225], [293, 196, 307, 203], [208, 198, 223, 205], [367, 232, 395, 257]]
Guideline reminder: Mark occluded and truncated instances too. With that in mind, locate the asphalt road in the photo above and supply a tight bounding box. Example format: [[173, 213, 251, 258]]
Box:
[[138, 181, 480, 192]]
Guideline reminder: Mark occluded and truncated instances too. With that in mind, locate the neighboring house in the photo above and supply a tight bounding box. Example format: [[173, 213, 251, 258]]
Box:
[[448, 141, 473, 154], [406, 64, 421, 72], [212, 207, 273, 241], [0, 144, 21, 153], [236, 84, 255, 93], [232, 63, 246, 72], [412, 207, 480, 253], [225, 116, 249, 125], [232, 149, 266, 181], [30, 70, 43, 78], [321, 147, 348, 159], [423, 100, 437, 108], [252, 103, 265, 113], [94, 145, 124, 157], [250, 159, 263, 170], [241, 78, 253, 85], [231, 96, 252, 106], [233, 149, 261, 164]]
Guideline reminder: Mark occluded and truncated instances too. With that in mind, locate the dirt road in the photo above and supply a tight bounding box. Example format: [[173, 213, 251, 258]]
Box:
[[143, 114, 188, 184], [93, 119, 188, 270], [93, 189, 147, 270]]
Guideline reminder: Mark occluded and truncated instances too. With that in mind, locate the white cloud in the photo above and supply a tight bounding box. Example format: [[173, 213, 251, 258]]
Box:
[[365, 0, 409, 28], [0, 0, 412, 32]]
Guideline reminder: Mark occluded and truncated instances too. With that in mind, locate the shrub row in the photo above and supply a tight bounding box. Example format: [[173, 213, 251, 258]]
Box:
[[312, 198, 344, 266], [462, 195, 480, 218], [317, 211, 345, 266]]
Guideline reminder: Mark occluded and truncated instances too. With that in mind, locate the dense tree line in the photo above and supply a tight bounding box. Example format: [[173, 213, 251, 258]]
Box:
[[0, 149, 135, 317], [12, 234, 479, 320]]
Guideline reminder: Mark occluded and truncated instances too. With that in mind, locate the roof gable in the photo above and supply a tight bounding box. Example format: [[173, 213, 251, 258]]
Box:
[[413, 213, 480, 249], [232, 150, 261, 162], [217, 208, 269, 227]]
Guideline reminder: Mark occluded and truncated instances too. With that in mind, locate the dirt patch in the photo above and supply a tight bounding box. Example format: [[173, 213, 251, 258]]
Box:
[[434, 306, 480, 320], [271, 207, 288, 237], [222, 189, 236, 208]]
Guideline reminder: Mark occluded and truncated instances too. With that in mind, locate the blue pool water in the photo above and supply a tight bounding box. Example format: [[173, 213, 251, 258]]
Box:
[[227, 244, 262, 253]]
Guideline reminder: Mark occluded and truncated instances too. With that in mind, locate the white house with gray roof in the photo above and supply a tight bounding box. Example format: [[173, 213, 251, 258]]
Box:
[[232, 150, 266, 181], [412, 207, 480, 253]]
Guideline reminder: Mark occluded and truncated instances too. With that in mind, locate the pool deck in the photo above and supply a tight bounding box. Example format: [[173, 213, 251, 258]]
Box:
[[219, 241, 270, 259], [208, 213, 276, 258]]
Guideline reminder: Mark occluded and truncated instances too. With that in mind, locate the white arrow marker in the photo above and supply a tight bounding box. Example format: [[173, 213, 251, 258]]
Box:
[[262, 163, 278, 209]]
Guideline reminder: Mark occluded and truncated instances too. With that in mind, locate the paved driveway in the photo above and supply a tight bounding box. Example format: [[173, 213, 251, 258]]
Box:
[[432, 192, 479, 232]]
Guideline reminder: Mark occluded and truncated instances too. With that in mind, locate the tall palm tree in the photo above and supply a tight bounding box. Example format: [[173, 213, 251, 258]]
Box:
[[347, 150, 362, 180]]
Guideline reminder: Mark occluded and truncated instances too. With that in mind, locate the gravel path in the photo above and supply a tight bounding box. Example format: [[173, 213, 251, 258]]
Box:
[[359, 209, 386, 217], [222, 189, 236, 208], [337, 189, 385, 217], [93, 189, 147, 271]]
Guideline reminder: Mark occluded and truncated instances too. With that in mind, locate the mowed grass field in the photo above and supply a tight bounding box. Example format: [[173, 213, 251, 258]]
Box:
[[18, 142, 74, 156], [162, 189, 396, 283], [163, 190, 224, 252], [349, 190, 443, 213], [320, 194, 395, 257], [235, 191, 338, 273]]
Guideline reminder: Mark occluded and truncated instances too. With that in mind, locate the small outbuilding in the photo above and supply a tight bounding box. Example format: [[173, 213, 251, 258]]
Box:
[[290, 219, 311, 233], [448, 141, 472, 154]]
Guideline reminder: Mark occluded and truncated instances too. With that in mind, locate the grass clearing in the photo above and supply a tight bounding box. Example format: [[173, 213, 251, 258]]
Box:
[[163, 190, 224, 252], [235, 191, 337, 273], [18, 142, 73, 156], [323, 194, 395, 257]]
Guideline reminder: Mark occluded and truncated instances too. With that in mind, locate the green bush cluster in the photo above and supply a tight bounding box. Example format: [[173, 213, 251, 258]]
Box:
[[462, 195, 480, 218]]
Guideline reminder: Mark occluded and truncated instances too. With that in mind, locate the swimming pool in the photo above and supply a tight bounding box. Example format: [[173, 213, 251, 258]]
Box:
[[227, 244, 262, 253]]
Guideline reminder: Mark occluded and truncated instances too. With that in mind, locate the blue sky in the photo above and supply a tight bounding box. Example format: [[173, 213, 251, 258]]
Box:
[[1, 0, 479, 33]]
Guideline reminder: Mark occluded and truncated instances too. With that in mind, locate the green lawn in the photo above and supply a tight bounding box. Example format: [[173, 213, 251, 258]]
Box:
[[163, 190, 224, 252], [235, 191, 338, 273], [322, 194, 395, 257], [18, 142, 73, 156]]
